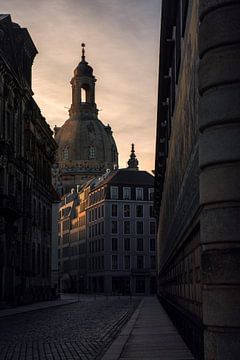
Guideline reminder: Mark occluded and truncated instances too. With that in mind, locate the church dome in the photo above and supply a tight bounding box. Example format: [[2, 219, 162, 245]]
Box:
[[55, 117, 118, 167]]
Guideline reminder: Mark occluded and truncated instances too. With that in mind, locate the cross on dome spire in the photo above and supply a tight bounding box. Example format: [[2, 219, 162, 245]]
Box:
[[81, 43, 85, 61]]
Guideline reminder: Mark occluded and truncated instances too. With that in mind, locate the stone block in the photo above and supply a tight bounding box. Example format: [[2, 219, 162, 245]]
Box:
[[204, 327, 240, 360], [201, 206, 240, 244], [202, 249, 240, 284], [200, 163, 240, 204], [203, 285, 240, 326], [199, 125, 240, 168], [199, 85, 240, 131], [199, 4, 240, 56], [199, 0, 240, 20], [199, 45, 240, 94]]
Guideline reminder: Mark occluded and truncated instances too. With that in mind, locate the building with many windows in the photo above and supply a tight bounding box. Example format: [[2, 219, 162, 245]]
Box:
[[0, 15, 58, 305], [58, 146, 156, 295]]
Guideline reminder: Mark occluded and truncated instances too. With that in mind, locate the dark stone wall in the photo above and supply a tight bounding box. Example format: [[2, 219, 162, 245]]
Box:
[[155, 0, 240, 359]]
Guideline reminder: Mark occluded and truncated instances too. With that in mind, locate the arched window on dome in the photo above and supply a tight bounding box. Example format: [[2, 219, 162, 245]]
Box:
[[81, 84, 90, 103], [89, 146, 96, 159], [62, 147, 69, 160]]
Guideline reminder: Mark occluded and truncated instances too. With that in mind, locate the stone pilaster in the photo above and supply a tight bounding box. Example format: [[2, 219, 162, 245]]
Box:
[[199, 1, 240, 359]]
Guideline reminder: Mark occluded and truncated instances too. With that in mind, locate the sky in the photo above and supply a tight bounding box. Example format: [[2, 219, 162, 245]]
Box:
[[2, 0, 161, 172]]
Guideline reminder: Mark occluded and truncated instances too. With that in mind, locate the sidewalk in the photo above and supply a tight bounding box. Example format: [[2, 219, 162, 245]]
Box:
[[0, 293, 79, 318], [102, 296, 195, 360]]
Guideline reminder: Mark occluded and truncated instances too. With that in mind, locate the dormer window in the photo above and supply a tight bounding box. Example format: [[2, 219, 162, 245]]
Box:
[[89, 146, 96, 159]]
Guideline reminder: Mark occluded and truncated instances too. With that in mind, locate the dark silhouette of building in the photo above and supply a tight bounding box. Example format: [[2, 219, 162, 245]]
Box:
[[0, 15, 57, 305], [154, 1, 240, 359], [54, 44, 118, 194]]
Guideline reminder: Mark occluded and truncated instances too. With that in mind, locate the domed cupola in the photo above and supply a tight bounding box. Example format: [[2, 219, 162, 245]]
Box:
[[54, 44, 118, 194]]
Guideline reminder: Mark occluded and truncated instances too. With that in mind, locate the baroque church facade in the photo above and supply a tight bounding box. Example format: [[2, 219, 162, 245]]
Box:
[[54, 44, 118, 195]]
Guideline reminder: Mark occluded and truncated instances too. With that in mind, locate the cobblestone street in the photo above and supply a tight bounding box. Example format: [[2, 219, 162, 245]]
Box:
[[0, 297, 139, 360]]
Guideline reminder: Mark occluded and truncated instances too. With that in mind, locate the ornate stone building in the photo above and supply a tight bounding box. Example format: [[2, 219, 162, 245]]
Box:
[[154, 1, 240, 359], [0, 15, 57, 305], [54, 44, 118, 194], [58, 146, 156, 295]]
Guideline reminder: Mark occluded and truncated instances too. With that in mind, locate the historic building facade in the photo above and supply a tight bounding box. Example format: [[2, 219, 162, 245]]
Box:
[[154, 1, 240, 359], [54, 44, 118, 195], [58, 146, 156, 295], [0, 15, 57, 305]]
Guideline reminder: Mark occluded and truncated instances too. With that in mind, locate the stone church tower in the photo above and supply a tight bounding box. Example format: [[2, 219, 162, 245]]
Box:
[[54, 44, 118, 194]]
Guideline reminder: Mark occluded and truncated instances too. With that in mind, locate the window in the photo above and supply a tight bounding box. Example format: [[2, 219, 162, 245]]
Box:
[[123, 204, 130, 218], [150, 256, 156, 269], [136, 188, 143, 200], [111, 221, 118, 234], [137, 238, 143, 251], [148, 188, 154, 201], [81, 87, 87, 102], [136, 221, 143, 235], [112, 255, 118, 270], [149, 205, 154, 218], [112, 238, 118, 251], [137, 256, 144, 269], [124, 256, 130, 270], [124, 238, 130, 251], [150, 222, 156, 235], [101, 222, 104, 234], [110, 186, 118, 200], [63, 147, 69, 160], [112, 204, 118, 217], [123, 187, 131, 200], [149, 238, 156, 252], [136, 205, 143, 217], [124, 221, 130, 234], [89, 146, 96, 159]]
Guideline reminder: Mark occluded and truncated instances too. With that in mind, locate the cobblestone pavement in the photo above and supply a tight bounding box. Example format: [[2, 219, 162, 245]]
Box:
[[0, 297, 140, 360]]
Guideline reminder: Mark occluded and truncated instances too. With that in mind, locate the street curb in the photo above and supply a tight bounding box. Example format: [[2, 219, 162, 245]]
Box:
[[101, 298, 144, 360], [0, 300, 78, 319]]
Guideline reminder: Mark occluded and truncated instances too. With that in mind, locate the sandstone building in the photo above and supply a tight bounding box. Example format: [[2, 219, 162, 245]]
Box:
[[58, 146, 156, 295], [54, 44, 118, 194], [154, 1, 240, 359], [0, 15, 57, 305]]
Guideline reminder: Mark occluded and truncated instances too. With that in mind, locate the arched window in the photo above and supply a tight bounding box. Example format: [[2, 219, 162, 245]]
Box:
[[63, 147, 69, 160], [81, 87, 87, 102], [89, 146, 96, 159]]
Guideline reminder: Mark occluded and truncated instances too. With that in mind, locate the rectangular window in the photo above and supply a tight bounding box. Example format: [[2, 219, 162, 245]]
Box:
[[137, 256, 144, 269], [112, 255, 118, 270], [110, 186, 118, 200], [124, 238, 130, 251], [101, 222, 104, 235], [111, 221, 118, 234], [149, 238, 156, 252], [149, 205, 154, 218], [148, 188, 154, 201], [111, 204, 118, 217], [136, 221, 143, 235], [150, 221, 156, 235], [150, 256, 156, 269], [136, 205, 143, 217], [136, 188, 143, 200], [124, 221, 130, 235], [123, 204, 130, 218], [124, 255, 130, 270], [112, 238, 118, 251], [137, 238, 143, 251], [123, 187, 131, 200]]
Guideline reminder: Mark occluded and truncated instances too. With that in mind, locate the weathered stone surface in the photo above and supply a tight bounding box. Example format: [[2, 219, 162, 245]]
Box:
[[204, 328, 240, 360], [200, 163, 240, 204], [199, 125, 240, 168]]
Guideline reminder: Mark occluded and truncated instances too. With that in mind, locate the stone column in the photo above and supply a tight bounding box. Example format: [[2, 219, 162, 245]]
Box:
[[198, 1, 240, 359]]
